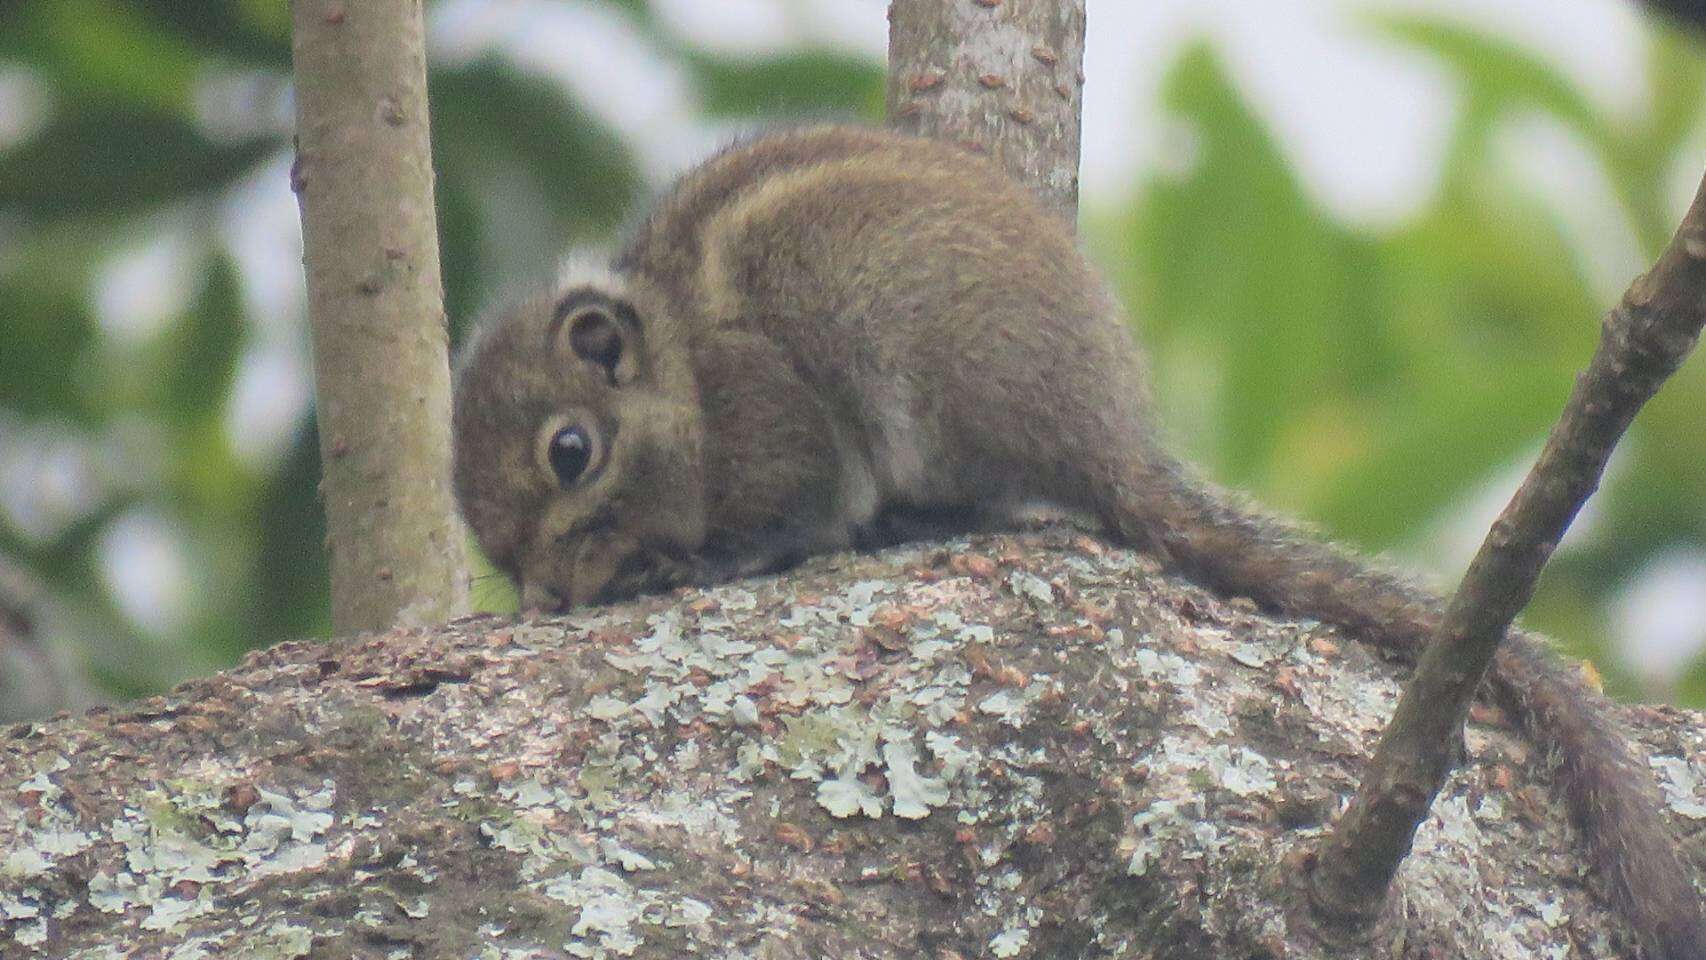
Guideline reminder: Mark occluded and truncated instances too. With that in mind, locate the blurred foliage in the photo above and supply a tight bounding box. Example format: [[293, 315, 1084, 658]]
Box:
[[0, 1, 1701, 712], [1093, 19, 1706, 703]]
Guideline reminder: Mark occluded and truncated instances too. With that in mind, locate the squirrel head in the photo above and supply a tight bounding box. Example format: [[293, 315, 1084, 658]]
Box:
[[452, 263, 706, 609]]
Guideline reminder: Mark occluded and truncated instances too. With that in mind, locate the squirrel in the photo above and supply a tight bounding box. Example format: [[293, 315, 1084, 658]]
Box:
[[451, 124, 1704, 959]]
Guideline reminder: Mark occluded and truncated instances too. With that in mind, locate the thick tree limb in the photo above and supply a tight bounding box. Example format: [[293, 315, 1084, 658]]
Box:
[[886, 0, 1087, 217], [3, 532, 1701, 958], [1310, 167, 1706, 953], [290, 0, 468, 635]]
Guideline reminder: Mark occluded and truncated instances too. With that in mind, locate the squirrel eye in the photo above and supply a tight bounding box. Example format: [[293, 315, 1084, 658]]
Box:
[[547, 425, 593, 487]]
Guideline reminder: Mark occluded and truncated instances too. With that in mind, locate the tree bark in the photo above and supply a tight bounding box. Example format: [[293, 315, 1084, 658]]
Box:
[[2, 532, 1699, 958], [886, 0, 1087, 218], [289, 0, 467, 635]]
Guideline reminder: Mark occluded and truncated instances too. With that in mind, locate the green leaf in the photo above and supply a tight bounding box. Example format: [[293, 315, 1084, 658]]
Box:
[[1678, 652, 1706, 706], [238, 430, 332, 653], [1127, 40, 1611, 557], [1372, 14, 1611, 150], [1305, 184, 1599, 543], [0, 106, 277, 220], [468, 540, 520, 615], [1136, 43, 1383, 484], [430, 59, 643, 255], [146, 0, 291, 67], [0, 226, 104, 418], [160, 254, 245, 435], [1369, 14, 1678, 251], [605, 0, 655, 23], [1641, 30, 1706, 167], [436, 154, 491, 340], [1621, 28, 1706, 249], [686, 49, 885, 120], [8, 0, 207, 116]]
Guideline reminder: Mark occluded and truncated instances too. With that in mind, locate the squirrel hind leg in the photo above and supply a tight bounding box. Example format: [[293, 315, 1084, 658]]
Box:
[[851, 502, 1038, 551]]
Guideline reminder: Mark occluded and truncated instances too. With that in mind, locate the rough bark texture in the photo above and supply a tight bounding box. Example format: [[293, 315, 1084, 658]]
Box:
[[289, 0, 468, 635], [3, 531, 1702, 958], [886, 0, 1087, 218]]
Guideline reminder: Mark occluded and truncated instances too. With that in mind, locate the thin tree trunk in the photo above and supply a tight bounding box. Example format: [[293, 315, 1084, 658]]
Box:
[[886, 0, 1087, 218], [289, 0, 467, 634]]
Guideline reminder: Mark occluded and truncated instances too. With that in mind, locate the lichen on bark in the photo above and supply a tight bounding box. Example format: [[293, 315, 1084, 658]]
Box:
[[3, 531, 1700, 957]]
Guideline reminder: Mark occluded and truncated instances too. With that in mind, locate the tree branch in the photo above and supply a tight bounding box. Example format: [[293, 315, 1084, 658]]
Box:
[[3, 533, 1699, 957], [289, 0, 468, 634], [1309, 166, 1706, 947]]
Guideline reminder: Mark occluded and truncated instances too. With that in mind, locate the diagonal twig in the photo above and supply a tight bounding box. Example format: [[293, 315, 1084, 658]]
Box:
[[1308, 167, 1706, 946]]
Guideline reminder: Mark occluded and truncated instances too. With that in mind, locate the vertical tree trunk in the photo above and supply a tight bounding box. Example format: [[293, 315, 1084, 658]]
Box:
[[886, 0, 1087, 218], [289, 0, 467, 634]]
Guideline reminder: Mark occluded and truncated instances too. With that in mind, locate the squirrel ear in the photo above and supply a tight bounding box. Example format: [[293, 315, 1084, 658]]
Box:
[[569, 309, 625, 376], [551, 293, 640, 386]]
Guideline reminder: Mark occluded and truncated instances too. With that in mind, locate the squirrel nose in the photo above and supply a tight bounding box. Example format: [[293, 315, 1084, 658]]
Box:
[[519, 581, 568, 613]]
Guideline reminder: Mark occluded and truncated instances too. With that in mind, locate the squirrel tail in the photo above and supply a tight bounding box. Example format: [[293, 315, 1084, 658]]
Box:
[[1100, 450, 1705, 960]]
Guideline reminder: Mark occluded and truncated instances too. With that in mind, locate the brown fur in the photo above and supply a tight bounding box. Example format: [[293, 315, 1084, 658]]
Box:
[[452, 125, 1704, 958]]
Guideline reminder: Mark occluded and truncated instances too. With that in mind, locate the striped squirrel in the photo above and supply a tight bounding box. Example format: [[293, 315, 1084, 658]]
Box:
[[451, 125, 1703, 959]]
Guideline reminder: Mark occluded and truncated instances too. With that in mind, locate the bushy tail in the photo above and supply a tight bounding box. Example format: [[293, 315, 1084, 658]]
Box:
[[1102, 451, 1705, 960]]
